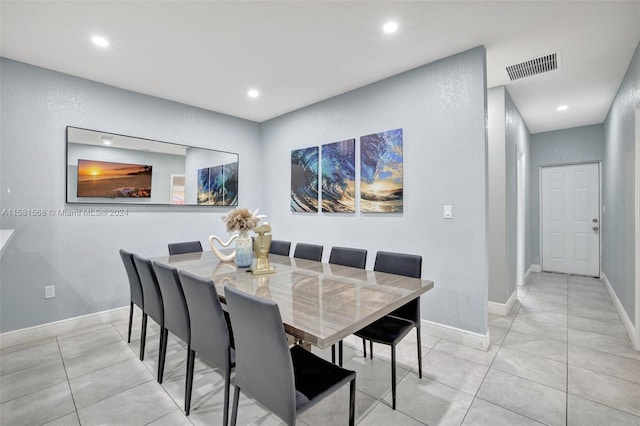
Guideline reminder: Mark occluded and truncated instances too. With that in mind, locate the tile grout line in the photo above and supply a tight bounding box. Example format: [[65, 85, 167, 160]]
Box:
[[460, 275, 530, 424], [55, 336, 82, 426]]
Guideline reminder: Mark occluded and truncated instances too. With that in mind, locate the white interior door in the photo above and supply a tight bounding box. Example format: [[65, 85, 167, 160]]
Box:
[[542, 163, 600, 276]]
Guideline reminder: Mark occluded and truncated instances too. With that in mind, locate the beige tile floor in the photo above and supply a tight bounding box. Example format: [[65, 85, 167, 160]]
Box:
[[1, 273, 639, 425]]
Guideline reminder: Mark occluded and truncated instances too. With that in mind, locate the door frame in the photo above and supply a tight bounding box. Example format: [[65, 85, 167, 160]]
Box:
[[516, 148, 525, 285], [539, 161, 602, 276], [635, 106, 639, 350]]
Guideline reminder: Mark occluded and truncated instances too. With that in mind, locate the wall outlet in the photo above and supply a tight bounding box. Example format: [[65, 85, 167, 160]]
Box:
[[45, 285, 55, 299]]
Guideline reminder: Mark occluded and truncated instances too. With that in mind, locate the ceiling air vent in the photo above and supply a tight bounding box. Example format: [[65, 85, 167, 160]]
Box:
[[506, 52, 560, 81]]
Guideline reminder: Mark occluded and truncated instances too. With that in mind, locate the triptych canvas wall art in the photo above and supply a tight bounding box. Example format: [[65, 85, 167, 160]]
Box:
[[197, 162, 238, 206], [291, 128, 403, 213]]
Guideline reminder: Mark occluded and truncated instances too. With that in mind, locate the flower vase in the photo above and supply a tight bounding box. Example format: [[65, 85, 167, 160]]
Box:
[[235, 230, 253, 268]]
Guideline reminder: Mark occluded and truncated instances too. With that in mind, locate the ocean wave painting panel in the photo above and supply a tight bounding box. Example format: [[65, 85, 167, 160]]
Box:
[[222, 162, 238, 206], [321, 139, 356, 213], [360, 128, 403, 213], [291, 146, 319, 212], [197, 167, 210, 205]]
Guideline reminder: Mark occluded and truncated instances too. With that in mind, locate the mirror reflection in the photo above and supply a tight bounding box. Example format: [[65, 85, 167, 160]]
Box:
[[66, 127, 239, 205]]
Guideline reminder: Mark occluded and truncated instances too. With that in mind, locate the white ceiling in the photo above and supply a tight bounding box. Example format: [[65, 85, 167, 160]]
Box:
[[1, 1, 639, 134]]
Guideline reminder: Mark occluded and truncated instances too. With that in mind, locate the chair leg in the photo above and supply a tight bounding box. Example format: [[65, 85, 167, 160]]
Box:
[[416, 327, 423, 379], [339, 340, 344, 367], [158, 328, 168, 383], [348, 377, 356, 426], [369, 340, 373, 360], [223, 369, 231, 426], [230, 386, 241, 426], [140, 313, 148, 361], [185, 348, 195, 415], [331, 344, 336, 364], [362, 338, 367, 357], [391, 345, 397, 410], [127, 301, 134, 343]]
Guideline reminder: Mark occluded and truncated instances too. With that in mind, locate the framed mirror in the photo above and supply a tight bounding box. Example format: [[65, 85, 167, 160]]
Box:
[[66, 126, 239, 206]]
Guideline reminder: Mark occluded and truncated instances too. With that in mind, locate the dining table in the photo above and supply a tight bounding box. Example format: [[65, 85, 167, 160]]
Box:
[[150, 250, 434, 350]]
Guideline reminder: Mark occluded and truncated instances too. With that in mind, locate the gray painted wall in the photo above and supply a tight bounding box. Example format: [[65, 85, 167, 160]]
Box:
[[603, 41, 640, 324], [260, 47, 489, 334], [487, 86, 531, 304], [0, 58, 262, 332], [505, 89, 533, 277], [530, 124, 605, 267]]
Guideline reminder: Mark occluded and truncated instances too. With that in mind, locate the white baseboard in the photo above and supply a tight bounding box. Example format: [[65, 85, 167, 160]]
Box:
[[524, 264, 541, 283], [601, 272, 639, 351], [0, 306, 129, 349], [421, 319, 490, 351], [488, 289, 517, 316]]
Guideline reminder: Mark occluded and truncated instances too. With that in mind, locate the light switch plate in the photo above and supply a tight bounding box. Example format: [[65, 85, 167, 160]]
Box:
[[444, 205, 453, 219]]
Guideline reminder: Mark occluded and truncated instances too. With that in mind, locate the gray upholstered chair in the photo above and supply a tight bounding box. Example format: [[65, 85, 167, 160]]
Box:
[[225, 285, 356, 426], [119, 249, 145, 359], [269, 240, 291, 256], [168, 240, 203, 255], [328, 246, 368, 366], [329, 246, 367, 269], [293, 243, 323, 262], [179, 270, 235, 423], [132, 254, 165, 377], [152, 261, 191, 413], [354, 251, 423, 410]]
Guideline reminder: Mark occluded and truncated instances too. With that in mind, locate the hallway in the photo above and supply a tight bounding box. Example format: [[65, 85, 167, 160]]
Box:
[[485, 272, 640, 424]]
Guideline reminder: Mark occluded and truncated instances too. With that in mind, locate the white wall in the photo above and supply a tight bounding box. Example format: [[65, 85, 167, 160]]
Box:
[[260, 47, 489, 334], [0, 58, 262, 332]]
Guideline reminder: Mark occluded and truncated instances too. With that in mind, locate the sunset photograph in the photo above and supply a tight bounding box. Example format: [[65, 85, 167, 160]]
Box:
[[77, 159, 152, 198]]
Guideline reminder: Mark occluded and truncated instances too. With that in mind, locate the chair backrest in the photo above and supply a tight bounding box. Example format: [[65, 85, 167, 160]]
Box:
[[329, 246, 367, 269], [132, 254, 164, 325], [224, 286, 296, 424], [119, 249, 144, 308], [293, 243, 323, 262], [178, 270, 232, 371], [269, 240, 291, 256], [374, 251, 422, 323], [152, 262, 190, 343], [168, 241, 203, 255]]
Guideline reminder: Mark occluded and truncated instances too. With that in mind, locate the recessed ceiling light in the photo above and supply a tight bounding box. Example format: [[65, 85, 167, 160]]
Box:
[[99, 135, 114, 145], [92, 36, 109, 47], [383, 21, 398, 34], [247, 89, 259, 98], [557, 105, 568, 111]]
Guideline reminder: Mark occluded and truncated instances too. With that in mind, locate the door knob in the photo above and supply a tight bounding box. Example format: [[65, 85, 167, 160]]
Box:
[[592, 218, 598, 223], [593, 226, 599, 231]]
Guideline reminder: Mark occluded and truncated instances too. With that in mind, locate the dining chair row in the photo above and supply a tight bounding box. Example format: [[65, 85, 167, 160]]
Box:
[[163, 239, 422, 410], [120, 250, 232, 421], [266, 241, 423, 410], [120, 249, 356, 425]]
